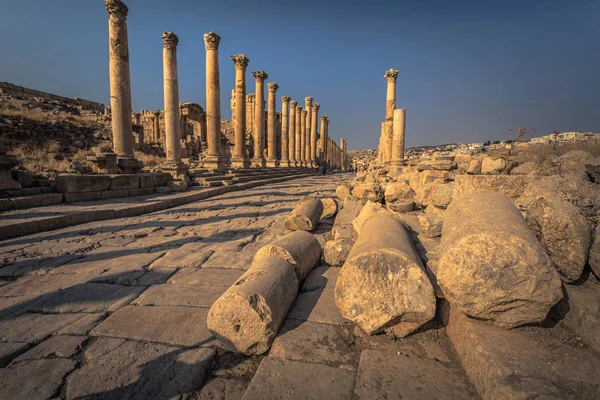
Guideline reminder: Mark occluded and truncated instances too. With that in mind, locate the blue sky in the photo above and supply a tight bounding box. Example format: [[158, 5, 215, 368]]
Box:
[[1, 0, 599, 149]]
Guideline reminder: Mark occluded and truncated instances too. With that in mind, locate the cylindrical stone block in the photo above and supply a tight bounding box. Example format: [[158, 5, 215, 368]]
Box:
[[207, 255, 298, 355], [162, 32, 181, 162], [284, 198, 324, 232], [335, 213, 436, 336], [392, 109, 406, 162], [438, 190, 563, 329], [321, 197, 339, 219], [254, 230, 322, 281]]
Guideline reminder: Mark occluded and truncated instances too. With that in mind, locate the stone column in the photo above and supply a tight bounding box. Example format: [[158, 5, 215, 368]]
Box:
[[384, 69, 399, 164], [266, 82, 279, 167], [231, 54, 250, 168], [295, 105, 302, 166], [304, 97, 313, 166], [301, 109, 308, 166], [280, 96, 291, 167], [251, 71, 268, 167], [310, 102, 319, 166], [379, 122, 386, 163], [152, 111, 161, 142], [277, 112, 282, 161], [203, 32, 224, 171], [288, 100, 297, 167], [161, 32, 186, 177], [390, 109, 406, 173], [319, 115, 327, 163], [245, 94, 255, 138], [105, 0, 142, 173]]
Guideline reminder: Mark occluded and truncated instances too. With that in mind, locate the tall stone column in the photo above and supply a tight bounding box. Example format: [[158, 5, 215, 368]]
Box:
[[310, 102, 319, 166], [105, 0, 142, 173], [339, 138, 345, 170], [304, 97, 313, 166], [245, 94, 255, 137], [384, 69, 399, 164], [161, 32, 186, 176], [231, 54, 250, 168], [277, 112, 282, 160], [251, 71, 268, 167], [288, 100, 297, 167], [301, 109, 308, 166], [295, 105, 302, 166], [266, 82, 279, 167], [204, 32, 224, 172], [280, 96, 291, 167], [153, 111, 161, 142], [319, 115, 327, 163], [390, 109, 406, 172]]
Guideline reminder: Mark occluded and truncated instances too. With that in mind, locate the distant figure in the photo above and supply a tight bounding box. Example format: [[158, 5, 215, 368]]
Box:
[[321, 161, 328, 176]]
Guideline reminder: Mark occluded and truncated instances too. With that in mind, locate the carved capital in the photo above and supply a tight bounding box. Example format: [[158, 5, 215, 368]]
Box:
[[320, 115, 327, 121], [384, 69, 399, 83], [231, 54, 249, 69], [289, 100, 297, 108], [252, 71, 268, 82], [105, 0, 128, 17], [267, 82, 279, 93], [302, 109, 307, 116], [153, 110, 161, 117], [281, 96, 291, 104], [162, 32, 179, 51], [312, 102, 320, 110], [203, 32, 221, 51], [296, 105, 302, 112], [305, 97, 313, 107], [246, 94, 255, 102]]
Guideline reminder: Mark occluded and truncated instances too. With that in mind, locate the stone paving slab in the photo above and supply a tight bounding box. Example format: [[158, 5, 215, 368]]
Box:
[[0, 312, 100, 343], [0, 342, 30, 367], [0, 358, 77, 400], [202, 249, 255, 270], [132, 283, 225, 308], [167, 267, 244, 286], [11, 335, 88, 364], [242, 357, 356, 400], [90, 305, 216, 347]]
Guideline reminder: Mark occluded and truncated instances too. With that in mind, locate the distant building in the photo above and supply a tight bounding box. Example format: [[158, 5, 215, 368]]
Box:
[[530, 131, 600, 144]]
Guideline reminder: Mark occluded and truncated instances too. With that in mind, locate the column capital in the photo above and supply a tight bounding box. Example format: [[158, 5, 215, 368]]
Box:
[[305, 97, 313, 107], [252, 71, 268, 82], [320, 115, 327, 121], [105, 0, 128, 17], [267, 82, 279, 93], [153, 110, 161, 117], [231, 54, 249, 69], [312, 102, 320, 110], [296, 105, 302, 112], [281, 96, 291, 104], [203, 32, 221, 51], [384, 69, 399, 83], [162, 32, 179, 51], [302, 109, 308, 116], [246, 93, 255, 101], [289, 100, 297, 108]]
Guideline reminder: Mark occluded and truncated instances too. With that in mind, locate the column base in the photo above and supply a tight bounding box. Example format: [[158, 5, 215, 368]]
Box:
[[117, 157, 144, 174], [160, 161, 188, 179], [266, 159, 279, 168], [251, 157, 266, 168], [230, 156, 251, 169], [280, 159, 291, 168], [203, 155, 225, 173]]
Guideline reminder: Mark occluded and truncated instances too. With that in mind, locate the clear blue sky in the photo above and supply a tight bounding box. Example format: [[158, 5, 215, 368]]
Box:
[[1, 0, 599, 149]]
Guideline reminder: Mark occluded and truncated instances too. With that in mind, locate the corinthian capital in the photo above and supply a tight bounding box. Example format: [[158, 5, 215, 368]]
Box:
[[105, 0, 128, 17], [267, 82, 279, 93], [302, 109, 307, 116], [289, 100, 297, 108], [384, 69, 399, 83], [320, 115, 327, 121], [246, 94, 255, 102], [252, 71, 268, 82], [281, 96, 291, 104], [204, 32, 221, 51], [312, 102, 320, 110], [305, 97, 313, 107], [296, 105, 302, 112], [162, 32, 179, 51], [231, 54, 249, 69]]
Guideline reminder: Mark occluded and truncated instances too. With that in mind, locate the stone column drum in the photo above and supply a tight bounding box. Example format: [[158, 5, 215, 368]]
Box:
[[251, 71, 268, 167], [295, 105, 302, 166], [105, 0, 143, 173], [280, 96, 291, 167], [231, 54, 250, 168], [384, 69, 398, 164], [161, 32, 186, 176], [266, 83, 279, 167], [310, 102, 319, 166], [203, 32, 224, 172], [320, 115, 327, 163], [288, 100, 297, 167], [304, 97, 313, 165], [390, 109, 406, 171]]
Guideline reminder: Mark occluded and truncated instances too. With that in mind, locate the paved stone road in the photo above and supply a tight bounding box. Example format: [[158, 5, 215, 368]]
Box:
[[0, 174, 477, 399]]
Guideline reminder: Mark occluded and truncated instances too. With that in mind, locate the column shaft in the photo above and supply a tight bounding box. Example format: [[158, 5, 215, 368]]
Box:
[[204, 32, 224, 171], [310, 103, 319, 164], [392, 109, 406, 163], [231, 55, 249, 168], [288, 101, 297, 166], [162, 33, 181, 163], [252, 71, 268, 167], [266, 83, 279, 167], [384, 69, 398, 163], [295, 106, 301, 164]]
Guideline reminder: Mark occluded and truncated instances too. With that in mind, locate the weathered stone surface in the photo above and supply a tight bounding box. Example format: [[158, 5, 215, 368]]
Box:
[[481, 157, 506, 174], [354, 348, 477, 400], [526, 195, 591, 282], [109, 174, 140, 190], [439, 191, 563, 328], [331, 198, 361, 240], [91, 305, 215, 347], [301, 265, 340, 293], [558, 282, 600, 354], [242, 357, 355, 400], [150, 248, 213, 269], [152, 171, 172, 187], [351, 182, 383, 204], [207, 256, 299, 355], [202, 250, 255, 270], [66, 340, 215, 400], [384, 181, 415, 213], [453, 174, 531, 199], [55, 174, 112, 193], [0, 312, 97, 343], [0, 342, 30, 367], [195, 378, 248, 400], [323, 238, 353, 266], [289, 287, 347, 325], [428, 181, 454, 208], [586, 157, 600, 182], [168, 267, 244, 286], [0, 358, 77, 400], [445, 306, 600, 400], [417, 205, 444, 238], [335, 184, 351, 201], [133, 283, 225, 308], [510, 161, 536, 175], [254, 231, 321, 281], [465, 159, 481, 174], [559, 150, 594, 176], [590, 225, 600, 277], [336, 213, 436, 336], [284, 198, 323, 231], [352, 200, 386, 235], [321, 197, 338, 219], [12, 335, 87, 363], [10, 193, 63, 209], [517, 174, 600, 218], [270, 319, 357, 369]]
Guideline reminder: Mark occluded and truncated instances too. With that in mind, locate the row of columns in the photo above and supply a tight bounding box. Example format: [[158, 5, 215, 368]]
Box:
[[378, 69, 406, 168]]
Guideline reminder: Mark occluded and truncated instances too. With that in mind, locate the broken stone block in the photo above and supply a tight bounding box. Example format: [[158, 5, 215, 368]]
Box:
[[323, 238, 353, 266], [0, 154, 22, 191], [55, 174, 112, 193], [525, 195, 591, 282], [585, 157, 600, 183], [384, 181, 415, 213], [332, 198, 361, 240], [352, 200, 386, 235], [335, 184, 351, 201], [351, 182, 383, 204], [465, 159, 481, 174], [481, 157, 506, 174], [155, 185, 174, 194], [321, 197, 339, 219], [284, 198, 323, 232], [109, 174, 140, 190], [438, 191, 563, 329], [417, 205, 444, 238], [453, 174, 531, 199]]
